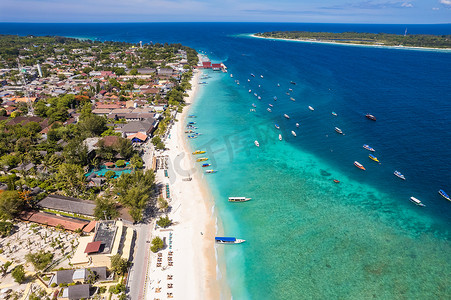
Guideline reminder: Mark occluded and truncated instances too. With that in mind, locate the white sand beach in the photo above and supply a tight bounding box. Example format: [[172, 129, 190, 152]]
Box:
[[145, 68, 220, 300]]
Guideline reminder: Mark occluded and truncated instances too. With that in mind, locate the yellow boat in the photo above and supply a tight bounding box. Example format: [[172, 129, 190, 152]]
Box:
[[192, 150, 206, 155], [369, 154, 379, 162], [196, 157, 208, 162]]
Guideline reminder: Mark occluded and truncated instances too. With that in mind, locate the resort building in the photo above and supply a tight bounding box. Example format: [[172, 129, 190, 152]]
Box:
[[71, 220, 134, 268], [37, 194, 96, 217]]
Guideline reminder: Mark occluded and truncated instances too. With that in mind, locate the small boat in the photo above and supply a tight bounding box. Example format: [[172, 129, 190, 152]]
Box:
[[206, 169, 217, 174], [277, 83, 280, 87], [284, 114, 290, 119], [333, 179, 340, 183], [279, 134, 282, 141], [291, 131, 297, 137], [228, 197, 251, 202], [188, 121, 196, 124], [366, 114, 376, 121], [363, 144, 375, 152], [196, 157, 208, 162], [247, 79, 250, 82], [267, 108, 272, 112], [258, 96, 261, 100], [198, 81, 207, 84], [251, 73, 255, 77], [274, 124, 280, 129], [260, 75, 264, 78], [332, 112, 337, 116], [215, 237, 245, 244], [438, 190, 450, 201], [254, 93, 258, 97], [252, 103, 256, 108], [369, 154, 379, 162], [188, 135, 197, 139], [254, 140, 260, 147], [335, 127, 343, 134], [273, 96, 277, 101], [188, 115, 197, 118], [308, 106, 314, 111], [290, 97, 295, 101], [354, 161, 365, 170], [286, 92, 290, 96], [268, 104, 273, 107], [410, 196, 425, 207], [250, 109, 256, 112], [394, 170, 405, 180], [258, 85, 261, 88], [192, 150, 206, 155], [290, 81, 296, 85], [288, 88, 293, 92], [185, 130, 194, 133], [230, 74, 233, 78], [236, 81, 240, 85], [296, 123, 300, 128], [249, 89, 252, 93]]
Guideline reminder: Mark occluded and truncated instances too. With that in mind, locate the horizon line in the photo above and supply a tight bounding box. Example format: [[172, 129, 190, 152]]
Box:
[[1, 21, 451, 25]]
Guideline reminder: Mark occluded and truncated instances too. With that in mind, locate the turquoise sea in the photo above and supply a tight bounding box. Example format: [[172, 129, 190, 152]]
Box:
[[2, 23, 450, 298]]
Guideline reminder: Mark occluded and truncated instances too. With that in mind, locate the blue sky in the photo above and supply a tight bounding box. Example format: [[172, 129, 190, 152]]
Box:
[[0, 0, 450, 23]]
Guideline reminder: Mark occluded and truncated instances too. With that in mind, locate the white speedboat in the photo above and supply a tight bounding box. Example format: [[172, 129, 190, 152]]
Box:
[[291, 131, 297, 137], [296, 123, 300, 128], [254, 140, 260, 147], [284, 114, 290, 119], [267, 108, 272, 112], [228, 197, 251, 202], [410, 196, 425, 207], [279, 134, 282, 141], [309, 106, 314, 111]]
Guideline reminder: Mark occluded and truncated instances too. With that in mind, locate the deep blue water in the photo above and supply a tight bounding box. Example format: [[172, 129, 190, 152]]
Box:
[[2, 23, 450, 299]]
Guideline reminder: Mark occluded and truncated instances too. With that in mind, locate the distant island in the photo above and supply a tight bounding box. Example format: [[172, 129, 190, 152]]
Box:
[[254, 31, 451, 49]]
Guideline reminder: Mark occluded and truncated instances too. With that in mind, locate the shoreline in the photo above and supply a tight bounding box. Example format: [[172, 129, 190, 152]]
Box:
[[249, 33, 451, 52], [145, 63, 223, 299]]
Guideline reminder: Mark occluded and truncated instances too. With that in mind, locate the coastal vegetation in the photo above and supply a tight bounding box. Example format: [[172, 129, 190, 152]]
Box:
[[255, 31, 451, 48], [156, 215, 172, 228], [150, 236, 164, 253]]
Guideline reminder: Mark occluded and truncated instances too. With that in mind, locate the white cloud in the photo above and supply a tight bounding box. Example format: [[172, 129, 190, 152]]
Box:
[[401, 2, 413, 8], [432, 7, 440, 10], [440, 0, 451, 6]]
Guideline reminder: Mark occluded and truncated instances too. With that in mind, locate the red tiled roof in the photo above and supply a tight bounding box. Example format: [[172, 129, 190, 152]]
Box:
[[84, 241, 102, 253], [83, 220, 96, 233], [104, 162, 115, 167], [19, 211, 89, 231]]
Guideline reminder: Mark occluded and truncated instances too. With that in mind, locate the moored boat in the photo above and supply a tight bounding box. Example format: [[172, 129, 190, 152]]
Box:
[[296, 123, 300, 128], [251, 73, 255, 77], [279, 134, 282, 141], [291, 130, 297, 137], [290, 81, 296, 85], [277, 83, 280, 87], [215, 237, 245, 244], [274, 96, 277, 101], [202, 163, 211, 167], [333, 179, 340, 183], [284, 114, 290, 119], [192, 150, 206, 155], [254, 93, 258, 97], [249, 89, 252, 93], [354, 161, 365, 170], [268, 104, 273, 107], [369, 154, 379, 162], [188, 115, 197, 118], [394, 170, 406, 180], [363, 144, 375, 152], [252, 103, 256, 108], [439, 189, 450, 201], [366, 114, 376, 121], [274, 124, 280, 129], [267, 108, 272, 112], [254, 140, 260, 147], [196, 157, 208, 162], [228, 197, 251, 202], [308, 106, 314, 111], [290, 97, 295, 101], [260, 75, 264, 78], [258, 96, 261, 100], [332, 112, 337, 116], [410, 196, 425, 207], [335, 127, 343, 134], [206, 169, 217, 174]]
